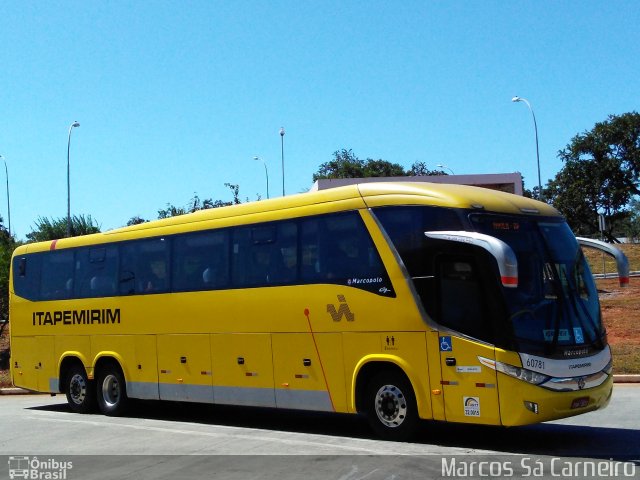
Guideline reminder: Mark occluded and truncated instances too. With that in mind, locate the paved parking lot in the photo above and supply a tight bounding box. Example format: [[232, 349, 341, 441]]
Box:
[[1, 385, 639, 479]]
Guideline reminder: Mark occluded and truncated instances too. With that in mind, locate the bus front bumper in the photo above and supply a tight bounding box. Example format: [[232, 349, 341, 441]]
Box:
[[498, 373, 613, 427]]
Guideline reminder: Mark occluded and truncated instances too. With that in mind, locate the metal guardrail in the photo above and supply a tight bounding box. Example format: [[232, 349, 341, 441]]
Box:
[[593, 271, 640, 279]]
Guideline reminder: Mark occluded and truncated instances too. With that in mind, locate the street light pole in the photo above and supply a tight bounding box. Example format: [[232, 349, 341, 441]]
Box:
[[67, 121, 80, 237], [512, 96, 542, 201], [253, 156, 270, 199], [436, 164, 455, 175], [0, 155, 9, 237], [279, 127, 285, 196]]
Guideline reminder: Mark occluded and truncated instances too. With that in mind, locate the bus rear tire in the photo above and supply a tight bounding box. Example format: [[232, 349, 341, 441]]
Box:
[[65, 364, 96, 414], [365, 369, 419, 441], [96, 363, 128, 416]]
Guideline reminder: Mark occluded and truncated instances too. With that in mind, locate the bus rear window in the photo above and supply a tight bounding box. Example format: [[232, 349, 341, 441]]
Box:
[[12, 255, 42, 301]]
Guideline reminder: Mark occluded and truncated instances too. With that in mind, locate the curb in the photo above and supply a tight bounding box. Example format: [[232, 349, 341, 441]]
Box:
[[0, 387, 35, 395], [613, 375, 640, 383]]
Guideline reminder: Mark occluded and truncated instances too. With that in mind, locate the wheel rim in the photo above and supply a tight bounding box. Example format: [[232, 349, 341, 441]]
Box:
[[374, 384, 407, 428], [101, 374, 121, 407], [69, 373, 87, 405]]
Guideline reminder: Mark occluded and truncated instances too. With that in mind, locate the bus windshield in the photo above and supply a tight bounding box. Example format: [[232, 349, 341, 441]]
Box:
[[470, 214, 605, 355]]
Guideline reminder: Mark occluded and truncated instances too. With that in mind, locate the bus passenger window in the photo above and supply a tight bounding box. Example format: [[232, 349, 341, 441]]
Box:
[[173, 229, 229, 292], [300, 219, 321, 281], [325, 236, 361, 279], [300, 211, 390, 295], [145, 259, 167, 292], [119, 238, 169, 295], [232, 221, 297, 287], [276, 222, 298, 284], [40, 251, 75, 300], [75, 246, 118, 298]]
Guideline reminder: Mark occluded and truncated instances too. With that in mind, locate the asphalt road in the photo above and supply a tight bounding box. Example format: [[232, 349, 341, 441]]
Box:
[[1, 385, 639, 479]]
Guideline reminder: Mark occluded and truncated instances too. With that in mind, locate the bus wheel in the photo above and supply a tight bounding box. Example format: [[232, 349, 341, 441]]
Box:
[[65, 364, 96, 414], [96, 364, 128, 416], [365, 369, 419, 441]]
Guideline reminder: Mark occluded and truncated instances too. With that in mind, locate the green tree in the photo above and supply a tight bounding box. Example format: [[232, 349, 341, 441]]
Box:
[[0, 216, 19, 324], [620, 197, 640, 241], [224, 183, 242, 205], [407, 161, 447, 176], [547, 112, 640, 241], [362, 159, 406, 177], [126, 216, 148, 226], [157, 203, 188, 219], [564, 112, 640, 185], [313, 149, 366, 181], [26, 215, 101, 242], [312, 149, 444, 182], [157, 184, 242, 219]]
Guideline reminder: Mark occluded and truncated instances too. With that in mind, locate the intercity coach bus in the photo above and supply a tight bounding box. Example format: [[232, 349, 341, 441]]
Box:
[[9, 182, 629, 440]]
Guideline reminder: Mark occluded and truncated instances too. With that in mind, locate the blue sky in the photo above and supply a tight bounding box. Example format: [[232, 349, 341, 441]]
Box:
[[1, 1, 638, 240]]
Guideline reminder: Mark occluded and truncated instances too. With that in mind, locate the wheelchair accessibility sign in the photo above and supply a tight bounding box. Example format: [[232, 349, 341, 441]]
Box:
[[439, 336, 452, 352]]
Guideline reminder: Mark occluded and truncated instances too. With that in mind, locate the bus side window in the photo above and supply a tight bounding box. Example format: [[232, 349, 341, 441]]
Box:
[[231, 228, 251, 287], [75, 246, 118, 298], [301, 211, 387, 287], [40, 251, 75, 300], [119, 238, 169, 295], [264, 222, 297, 285], [119, 244, 137, 295], [173, 229, 229, 291], [300, 218, 321, 282], [232, 221, 297, 288]]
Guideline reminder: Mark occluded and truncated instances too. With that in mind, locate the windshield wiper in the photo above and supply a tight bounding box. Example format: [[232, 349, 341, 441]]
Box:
[[559, 251, 600, 345], [535, 226, 572, 354]]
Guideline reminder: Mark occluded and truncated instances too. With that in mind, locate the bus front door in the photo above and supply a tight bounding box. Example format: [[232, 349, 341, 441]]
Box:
[[435, 256, 501, 425]]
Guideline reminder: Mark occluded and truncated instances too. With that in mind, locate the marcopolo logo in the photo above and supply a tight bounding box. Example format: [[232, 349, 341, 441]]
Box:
[[8, 456, 72, 479]]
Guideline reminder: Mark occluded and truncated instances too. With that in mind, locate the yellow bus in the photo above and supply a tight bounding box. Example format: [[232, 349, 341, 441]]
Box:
[[9, 182, 628, 440]]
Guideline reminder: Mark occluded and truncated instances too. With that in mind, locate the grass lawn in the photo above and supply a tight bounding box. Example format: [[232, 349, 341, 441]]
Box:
[[597, 276, 640, 374]]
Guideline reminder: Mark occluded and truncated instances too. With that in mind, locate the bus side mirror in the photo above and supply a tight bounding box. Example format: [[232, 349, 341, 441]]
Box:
[[576, 237, 630, 288], [425, 231, 518, 288]]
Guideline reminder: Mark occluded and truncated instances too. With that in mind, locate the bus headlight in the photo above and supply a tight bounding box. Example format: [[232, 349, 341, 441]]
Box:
[[494, 361, 550, 385], [478, 356, 550, 385]]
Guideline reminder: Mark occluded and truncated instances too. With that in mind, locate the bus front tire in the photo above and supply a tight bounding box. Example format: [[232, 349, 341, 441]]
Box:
[[96, 364, 128, 416], [365, 369, 419, 441], [65, 364, 96, 414]]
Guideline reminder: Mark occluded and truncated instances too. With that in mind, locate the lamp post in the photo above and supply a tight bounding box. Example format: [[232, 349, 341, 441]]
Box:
[[512, 96, 542, 201], [279, 127, 285, 196], [253, 156, 270, 199], [67, 121, 80, 237], [0, 155, 9, 237], [436, 164, 455, 175]]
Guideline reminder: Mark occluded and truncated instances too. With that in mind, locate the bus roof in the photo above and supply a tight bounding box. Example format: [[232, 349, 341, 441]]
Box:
[[16, 181, 560, 254]]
